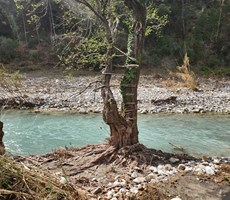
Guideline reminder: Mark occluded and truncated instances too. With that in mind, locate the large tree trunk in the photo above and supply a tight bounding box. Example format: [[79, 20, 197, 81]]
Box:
[[0, 121, 5, 155], [102, 0, 146, 149]]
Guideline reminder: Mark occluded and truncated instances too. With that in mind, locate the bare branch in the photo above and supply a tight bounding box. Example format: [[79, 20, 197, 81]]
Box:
[[69, 80, 102, 99], [114, 46, 136, 62]]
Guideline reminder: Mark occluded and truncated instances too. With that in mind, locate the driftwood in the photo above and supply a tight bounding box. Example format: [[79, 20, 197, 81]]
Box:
[[151, 96, 177, 105], [169, 142, 185, 153], [0, 121, 5, 155]]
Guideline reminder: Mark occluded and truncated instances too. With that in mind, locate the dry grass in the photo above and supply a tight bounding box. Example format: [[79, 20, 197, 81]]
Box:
[[163, 54, 198, 90], [0, 64, 22, 93], [0, 156, 87, 200]]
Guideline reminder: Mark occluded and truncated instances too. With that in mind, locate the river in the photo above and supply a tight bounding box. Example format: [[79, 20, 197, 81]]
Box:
[[1, 111, 230, 157]]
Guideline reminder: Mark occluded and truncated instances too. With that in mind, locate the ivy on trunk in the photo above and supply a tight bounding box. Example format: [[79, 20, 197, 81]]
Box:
[[102, 0, 146, 148], [64, 0, 147, 149]]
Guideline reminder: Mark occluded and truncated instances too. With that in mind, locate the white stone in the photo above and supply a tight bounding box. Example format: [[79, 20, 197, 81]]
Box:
[[149, 166, 158, 172], [134, 166, 143, 173], [169, 157, 180, 164], [137, 183, 145, 190], [185, 166, 193, 171], [213, 158, 220, 164], [92, 177, 97, 182], [119, 188, 127, 194], [157, 169, 165, 175], [141, 109, 148, 114], [165, 164, 172, 170], [205, 166, 215, 175], [131, 171, 138, 178], [150, 179, 159, 183], [130, 187, 138, 194], [133, 177, 146, 184], [194, 164, 205, 172], [157, 165, 165, 170], [146, 173, 157, 182], [171, 196, 182, 200], [107, 190, 115, 198], [60, 176, 67, 184], [113, 180, 126, 187]]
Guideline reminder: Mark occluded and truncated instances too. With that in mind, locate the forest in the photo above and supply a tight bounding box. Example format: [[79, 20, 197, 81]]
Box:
[[0, 0, 230, 75]]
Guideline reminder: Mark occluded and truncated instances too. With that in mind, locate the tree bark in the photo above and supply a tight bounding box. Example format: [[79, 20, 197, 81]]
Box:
[[102, 0, 146, 149], [0, 121, 5, 155]]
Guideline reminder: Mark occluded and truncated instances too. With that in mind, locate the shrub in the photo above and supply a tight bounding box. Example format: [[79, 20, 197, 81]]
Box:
[[175, 53, 198, 90], [0, 37, 19, 63], [163, 54, 198, 90]]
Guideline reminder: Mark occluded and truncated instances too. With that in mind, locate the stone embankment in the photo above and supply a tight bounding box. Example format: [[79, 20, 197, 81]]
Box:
[[0, 75, 229, 114]]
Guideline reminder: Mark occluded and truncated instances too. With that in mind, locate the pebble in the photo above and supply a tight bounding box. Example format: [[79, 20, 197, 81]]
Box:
[[149, 166, 158, 172], [60, 176, 67, 184], [107, 190, 115, 198], [1, 76, 229, 114], [131, 171, 138, 178], [119, 188, 127, 194], [171, 197, 182, 200], [96, 160, 220, 198], [130, 187, 138, 194], [93, 187, 102, 194], [169, 157, 180, 164], [178, 164, 186, 171], [146, 173, 157, 182], [205, 166, 215, 175], [112, 180, 126, 187], [133, 177, 146, 184], [213, 158, 220, 164]]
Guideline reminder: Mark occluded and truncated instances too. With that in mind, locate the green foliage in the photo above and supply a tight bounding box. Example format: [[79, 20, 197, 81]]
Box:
[[200, 66, 230, 77], [145, 5, 168, 36], [120, 67, 137, 98], [76, 37, 107, 70], [28, 49, 39, 61], [145, 0, 230, 69], [59, 33, 108, 70], [0, 0, 229, 73], [0, 37, 19, 63]]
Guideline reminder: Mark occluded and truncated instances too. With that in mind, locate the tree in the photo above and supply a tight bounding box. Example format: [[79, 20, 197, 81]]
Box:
[[13, 0, 164, 150], [71, 0, 146, 149]]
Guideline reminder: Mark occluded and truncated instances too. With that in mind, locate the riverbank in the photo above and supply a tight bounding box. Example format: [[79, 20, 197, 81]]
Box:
[[0, 71, 230, 114], [12, 143, 230, 200]]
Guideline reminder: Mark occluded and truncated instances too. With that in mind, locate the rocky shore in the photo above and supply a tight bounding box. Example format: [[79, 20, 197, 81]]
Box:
[[20, 144, 230, 200], [0, 74, 229, 114]]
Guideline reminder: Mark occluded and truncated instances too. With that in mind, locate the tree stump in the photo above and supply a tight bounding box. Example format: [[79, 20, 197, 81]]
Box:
[[0, 121, 5, 155]]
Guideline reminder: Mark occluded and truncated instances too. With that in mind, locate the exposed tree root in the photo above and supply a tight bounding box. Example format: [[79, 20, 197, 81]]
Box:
[[19, 143, 197, 179]]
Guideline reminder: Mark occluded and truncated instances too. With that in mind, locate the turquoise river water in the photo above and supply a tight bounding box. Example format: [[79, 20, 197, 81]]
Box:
[[1, 111, 230, 157]]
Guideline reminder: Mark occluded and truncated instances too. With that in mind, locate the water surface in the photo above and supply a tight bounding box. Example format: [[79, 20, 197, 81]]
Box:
[[1, 111, 230, 157]]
